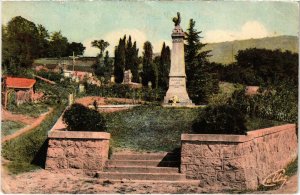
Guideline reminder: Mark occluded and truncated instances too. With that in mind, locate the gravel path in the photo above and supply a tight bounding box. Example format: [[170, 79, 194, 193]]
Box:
[[1, 108, 53, 143], [1, 167, 297, 194]]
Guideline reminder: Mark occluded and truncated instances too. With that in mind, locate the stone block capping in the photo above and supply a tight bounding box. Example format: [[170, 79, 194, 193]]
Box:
[[45, 108, 110, 171], [181, 124, 298, 191]]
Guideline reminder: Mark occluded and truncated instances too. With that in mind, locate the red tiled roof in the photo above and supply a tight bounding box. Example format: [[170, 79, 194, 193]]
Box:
[[5, 77, 36, 89]]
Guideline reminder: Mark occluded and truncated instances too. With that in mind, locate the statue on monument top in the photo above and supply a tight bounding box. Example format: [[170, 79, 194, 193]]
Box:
[[172, 12, 181, 26]]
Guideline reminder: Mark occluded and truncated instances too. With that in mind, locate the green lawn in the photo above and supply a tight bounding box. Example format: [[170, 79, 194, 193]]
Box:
[[9, 103, 49, 118], [2, 120, 26, 137], [105, 106, 201, 152], [2, 104, 66, 174], [104, 105, 286, 152]]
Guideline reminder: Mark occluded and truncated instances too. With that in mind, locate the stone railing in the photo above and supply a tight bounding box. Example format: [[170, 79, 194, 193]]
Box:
[[45, 114, 110, 171], [181, 124, 297, 191]]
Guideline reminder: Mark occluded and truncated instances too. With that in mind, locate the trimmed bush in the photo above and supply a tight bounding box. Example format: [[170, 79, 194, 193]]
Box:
[[62, 103, 106, 131], [192, 104, 247, 135]]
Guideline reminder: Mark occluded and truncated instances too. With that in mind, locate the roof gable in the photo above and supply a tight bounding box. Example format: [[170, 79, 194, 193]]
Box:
[[5, 77, 36, 89]]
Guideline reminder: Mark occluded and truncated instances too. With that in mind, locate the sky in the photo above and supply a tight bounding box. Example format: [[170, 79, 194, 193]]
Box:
[[2, 1, 299, 56]]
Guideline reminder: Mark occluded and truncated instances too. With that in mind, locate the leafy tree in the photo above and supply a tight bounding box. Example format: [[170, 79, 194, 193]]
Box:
[[48, 31, 69, 58], [91, 39, 109, 58], [184, 19, 218, 104], [158, 42, 171, 89], [36, 24, 50, 58], [2, 16, 40, 71], [67, 42, 86, 56], [142, 41, 158, 87]]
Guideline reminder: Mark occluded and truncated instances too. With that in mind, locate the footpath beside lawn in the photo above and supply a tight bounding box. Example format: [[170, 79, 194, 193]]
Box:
[[2, 108, 54, 143]]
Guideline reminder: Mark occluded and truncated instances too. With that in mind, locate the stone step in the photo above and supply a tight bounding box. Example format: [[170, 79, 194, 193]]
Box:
[[106, 160, 179, 167], [110, 153, 179, 161], [104, 166, 179, 173], [96, 172, 186, 181]]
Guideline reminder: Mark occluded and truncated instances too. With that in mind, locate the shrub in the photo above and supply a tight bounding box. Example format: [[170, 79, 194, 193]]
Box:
[[192, 104, 247, 135], [230, 81, 298, 123], [62, 103, 106, 131]]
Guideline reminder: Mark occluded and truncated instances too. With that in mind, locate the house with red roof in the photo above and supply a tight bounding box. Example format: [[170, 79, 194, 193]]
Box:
[[2, 77, 41, 109]]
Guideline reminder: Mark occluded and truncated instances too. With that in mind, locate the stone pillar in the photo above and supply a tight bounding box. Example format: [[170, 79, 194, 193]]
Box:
[[163, 25, 194, 107]]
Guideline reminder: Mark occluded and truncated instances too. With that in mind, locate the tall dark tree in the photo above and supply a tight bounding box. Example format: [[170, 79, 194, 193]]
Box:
[[125, 36, 139, 82], [103, 51, 113, 77], [185, 19, 210, 83], [37, 24, 50, 57], [158, 42, 171, 89], [114, 36, 126, 83], [185, 19, 219, 104], [3, 16, 40, 69], [48, 31, 69, 57], [67, 42, 86, 56], [142, 41, 157, 87]]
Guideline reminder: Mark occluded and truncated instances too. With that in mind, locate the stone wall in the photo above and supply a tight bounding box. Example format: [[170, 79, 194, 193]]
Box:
[[46, 131, 110, 171], [181, 124, 297, 191]]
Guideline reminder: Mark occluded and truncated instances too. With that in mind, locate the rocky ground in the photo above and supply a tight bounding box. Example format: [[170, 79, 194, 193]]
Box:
[[1, 165, 297, 194]]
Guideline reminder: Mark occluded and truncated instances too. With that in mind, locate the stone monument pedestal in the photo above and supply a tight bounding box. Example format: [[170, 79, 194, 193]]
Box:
[[162, 23, 194, 107]]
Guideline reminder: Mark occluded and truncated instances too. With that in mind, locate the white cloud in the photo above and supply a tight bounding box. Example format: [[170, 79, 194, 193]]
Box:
[[203, 21, 270, 43]]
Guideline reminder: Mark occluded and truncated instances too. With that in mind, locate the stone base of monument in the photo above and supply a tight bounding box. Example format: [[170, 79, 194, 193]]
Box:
[[162, 76, 196, 107]]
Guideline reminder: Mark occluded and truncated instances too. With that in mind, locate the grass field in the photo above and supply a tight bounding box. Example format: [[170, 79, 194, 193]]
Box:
[[2, 104, 66, 174], [1, 120, 26, 137], [105, 106, 201, 152]]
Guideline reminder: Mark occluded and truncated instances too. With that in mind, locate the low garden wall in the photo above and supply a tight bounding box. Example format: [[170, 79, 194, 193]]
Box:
[[181, 124, 297, 191], [45, 130, 110, 171]]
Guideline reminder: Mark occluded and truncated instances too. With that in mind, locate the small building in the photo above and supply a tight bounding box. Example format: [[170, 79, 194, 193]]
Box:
[[2, 77, 37, 108]]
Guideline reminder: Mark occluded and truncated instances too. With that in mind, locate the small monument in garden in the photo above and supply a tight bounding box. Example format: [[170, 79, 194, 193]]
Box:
[[123, 69, 132, 84], [163, 12, 194, 107]]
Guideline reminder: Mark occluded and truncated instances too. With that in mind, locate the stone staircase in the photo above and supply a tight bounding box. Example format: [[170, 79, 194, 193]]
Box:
[[96, 152, 186, 181]]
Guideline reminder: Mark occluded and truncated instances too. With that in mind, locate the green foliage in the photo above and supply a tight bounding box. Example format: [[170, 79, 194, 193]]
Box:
[[62, 103, 106, 131], [2, 120, 26, 137], [105, 106, 201, 151], [2, 105, 65, 173], [85, 83, 165, 102], [48, 31, 69, 58], [285, 157, 298, 177], [35, 72, 79, 105], [192, 104, 247, 135], [230, 81, 298, 123], [114, 36, 126, 83], [158, 42, 171, 89], [208, 82, 244, 106], [2, 16, 86, 71], [91, 39, 109, 58], [6, 161, 40, 175], [9, 103, 49, 118], [67, 42, 86, 56], [220, 48, 298, 86], [2, 16, 40, 69], [184, 19, 219, 104], [245, 117, 284, 131], [142, 41, 158, 87]]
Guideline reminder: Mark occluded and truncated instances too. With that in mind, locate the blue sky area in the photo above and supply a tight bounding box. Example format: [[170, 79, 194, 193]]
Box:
[[2, 1, 299, 56]]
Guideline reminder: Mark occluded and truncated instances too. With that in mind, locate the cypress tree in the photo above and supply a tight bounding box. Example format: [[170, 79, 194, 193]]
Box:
[[158, 42, 171, 89], [185, 19, 218, 104]]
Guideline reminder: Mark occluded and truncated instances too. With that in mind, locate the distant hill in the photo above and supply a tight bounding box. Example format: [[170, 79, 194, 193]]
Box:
[[203, 35, 298, 64]]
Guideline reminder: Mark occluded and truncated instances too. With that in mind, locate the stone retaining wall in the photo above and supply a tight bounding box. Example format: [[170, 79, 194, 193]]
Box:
[[45, 131, 110, 171], [181, 124, 297, 191]]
